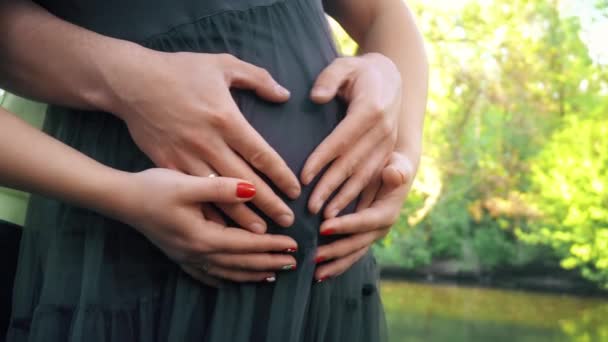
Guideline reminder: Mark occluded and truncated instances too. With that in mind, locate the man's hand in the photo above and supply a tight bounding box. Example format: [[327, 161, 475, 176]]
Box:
[[313, 153, 414, 281], [110, 52, 302, 232], [302, 53, 402, 219]]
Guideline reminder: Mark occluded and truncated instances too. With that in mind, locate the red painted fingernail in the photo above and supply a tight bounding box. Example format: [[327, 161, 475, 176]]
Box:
[[316, 276, 330, 283], [284, 247, 298, 253], [236, 182, 256, 198], [314, 256, 325, 264], [320, 229, 336, 236], [282, 264, 297, 271]]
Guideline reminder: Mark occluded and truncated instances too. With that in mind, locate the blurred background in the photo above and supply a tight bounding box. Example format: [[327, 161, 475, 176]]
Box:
[[1, 0, 607, 341]]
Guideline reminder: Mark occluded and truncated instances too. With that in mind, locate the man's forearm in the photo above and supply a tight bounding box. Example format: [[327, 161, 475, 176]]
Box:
[[0, 0, 147, 115], [359, 1, 428, 166], [328, 0, 429, 168]]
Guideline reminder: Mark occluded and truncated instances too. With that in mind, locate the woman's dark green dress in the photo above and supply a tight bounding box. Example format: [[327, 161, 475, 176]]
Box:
[[7, 1, 388, 341]]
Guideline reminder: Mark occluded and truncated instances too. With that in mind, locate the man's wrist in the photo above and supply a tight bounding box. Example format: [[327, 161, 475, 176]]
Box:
[[91, 40, 155, 120]]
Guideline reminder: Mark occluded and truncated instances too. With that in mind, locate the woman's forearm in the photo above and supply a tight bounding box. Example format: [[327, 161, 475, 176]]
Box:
[[327, 0, 429, 168], [0, 108, 130, 217], [0, 0, 148, 115]]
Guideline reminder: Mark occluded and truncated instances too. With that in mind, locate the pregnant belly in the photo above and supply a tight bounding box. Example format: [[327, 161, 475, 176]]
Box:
[[235, 71, 351, 249], [141, 0, 351, 249]]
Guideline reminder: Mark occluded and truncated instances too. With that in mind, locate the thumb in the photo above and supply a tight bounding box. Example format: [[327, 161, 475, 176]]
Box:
[[382, 153, 413, 189], [185, 176, 257, 203], [310, 58, 355, 104], [223, 56, 291, 103]]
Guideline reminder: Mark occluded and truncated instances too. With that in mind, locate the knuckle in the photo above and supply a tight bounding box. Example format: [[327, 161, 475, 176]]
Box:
[[248, 149, 273, 170], [320, 142, 343, 162], [197, 236, 218, 254], [217, 53, 237, 66], [232, 273, 249, 282], [205, 266, 220, 278], [342, 56, 360, 69], [180, 244, 202, 262], [254, 191, 279, 212], [381, 211, 397, 227], [368, 102, 385, 119], [206, 110, 229, 129], [258, 69, 273, 83], [211, 179, 227, 198], [235, 259, 249, 270], [378, 118, 393, 137], [193, 138, 219, 158], [322, 69, 339, 81], [343, 158, 359, 177]]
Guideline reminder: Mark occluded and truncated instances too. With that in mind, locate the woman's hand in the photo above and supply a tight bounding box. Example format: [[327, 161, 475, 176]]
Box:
[[302, 53, 402, 218], [313, 152, 415, 281], [116, 169, 299, 285], [107, 52, 301, 232]]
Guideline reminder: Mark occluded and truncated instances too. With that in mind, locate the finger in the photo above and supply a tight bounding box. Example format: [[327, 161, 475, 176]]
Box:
[[202, 204, 226, 225], [209, 144, 295, 227], [308, 127, 387, 214], [221, 54, 291, 103], [322, 145, 388, 218], [204, 223, 298, 253], [184, 175, 257, 203], [355, 175, 382, 212], [183, 158, 267, 232], [207, 253, 297, 272], [204, 263, 276, 283], [310, 57, 357, 103], [181, 264, 222, 288], [382, 153, 414, 190], [315, 230, 387, 263], [181, 161, 227, 226], [319, 205, 390, 236], [301, 96, 382, 185], [215, 203, 267, 234], [315, 246, 369, 282], [223, 112, 301, 199], [182, 155, 217, 179]]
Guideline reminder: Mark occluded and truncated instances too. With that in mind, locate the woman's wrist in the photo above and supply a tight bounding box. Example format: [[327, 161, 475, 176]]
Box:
[[74, 165, 138, 223]]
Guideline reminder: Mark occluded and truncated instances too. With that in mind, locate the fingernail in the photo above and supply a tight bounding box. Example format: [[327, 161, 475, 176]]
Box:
[[284, 247, 298, 253], [288, 186, 301, 199], [236, 182, 256, 198], [316, 276, 330, 283], [312, 87, 328, 97], [265, 276, 276, 283], [250, 223, 265, 233], [277, 214, 293, 227], [282, 264, 297, 271], [302, 173, 312, 185], [275, 84, 290, 96], [314, 256, 325, 264], [320, 228, 336, 236]]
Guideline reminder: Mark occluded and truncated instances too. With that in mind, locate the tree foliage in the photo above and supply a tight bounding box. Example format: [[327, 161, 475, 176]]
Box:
[[333, 0, 608, 286]]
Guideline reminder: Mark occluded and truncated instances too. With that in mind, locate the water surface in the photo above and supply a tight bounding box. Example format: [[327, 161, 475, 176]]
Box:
[[381, 281, 608, 342]]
